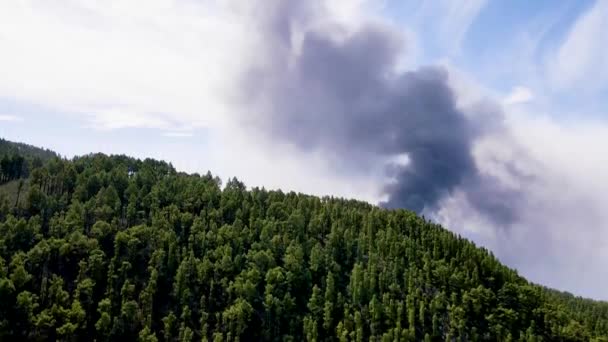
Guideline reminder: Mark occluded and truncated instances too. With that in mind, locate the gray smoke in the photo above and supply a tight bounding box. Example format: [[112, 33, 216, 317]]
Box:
[[242, 0, 520, 225]]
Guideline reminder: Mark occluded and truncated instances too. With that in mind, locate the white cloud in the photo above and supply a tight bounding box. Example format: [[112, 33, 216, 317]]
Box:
[[0, 115, 23, 122], [431, 99, 608, 299], [0, 0, 383, 199], [433, 56, 608, 299], [503, 86, 534, 105], [497, 115, 608, 299], [548, 0, 608, 92], [85, 108, 173, 130], [0, 0, 376, 131], [202, 125, 383, 204], [0, 0, 255, 130], [162, 131, 194, 138]]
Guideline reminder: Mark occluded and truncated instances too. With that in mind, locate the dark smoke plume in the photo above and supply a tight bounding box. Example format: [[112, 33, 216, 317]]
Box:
[[242, 0, 520, 224]]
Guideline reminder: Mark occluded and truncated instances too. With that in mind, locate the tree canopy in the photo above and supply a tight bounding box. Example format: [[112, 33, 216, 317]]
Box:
[[0, 138, 58, 183], [0, 146, 606, 341]]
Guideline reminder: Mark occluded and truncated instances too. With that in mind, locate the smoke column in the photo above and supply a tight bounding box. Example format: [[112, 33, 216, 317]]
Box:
[[240, 0, 519, 224]]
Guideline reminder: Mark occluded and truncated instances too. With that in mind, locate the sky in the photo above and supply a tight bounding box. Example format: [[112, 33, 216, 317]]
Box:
[[1, 0, 608, 300]]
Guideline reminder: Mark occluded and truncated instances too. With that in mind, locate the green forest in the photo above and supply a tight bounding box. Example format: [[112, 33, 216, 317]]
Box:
[[0, 138, 58, 182], [0, 139, 607, 341]]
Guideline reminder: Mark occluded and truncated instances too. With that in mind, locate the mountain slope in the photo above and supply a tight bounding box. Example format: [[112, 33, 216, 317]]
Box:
[[0, 151, 606, 341], [0, 138, 59, 183], [0, 138, 58, 162]]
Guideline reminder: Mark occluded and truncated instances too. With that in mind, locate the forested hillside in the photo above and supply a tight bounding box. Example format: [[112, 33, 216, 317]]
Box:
[[0, 149, 607, 341], [0, 138, 58, 183]]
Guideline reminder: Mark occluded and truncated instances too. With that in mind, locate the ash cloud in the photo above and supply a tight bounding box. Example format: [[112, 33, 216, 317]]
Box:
[[242, 0, 521, 225]]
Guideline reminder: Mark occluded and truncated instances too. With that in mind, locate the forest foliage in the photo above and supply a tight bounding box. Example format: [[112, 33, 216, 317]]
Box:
[[0, 138, 58, 183], [0, 140, 607, 341]]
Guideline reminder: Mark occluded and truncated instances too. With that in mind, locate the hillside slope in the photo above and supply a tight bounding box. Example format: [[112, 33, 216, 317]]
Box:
[[0, 138, 59, 183], [0, 152, 606, 341], [0, 138, 58, 161]]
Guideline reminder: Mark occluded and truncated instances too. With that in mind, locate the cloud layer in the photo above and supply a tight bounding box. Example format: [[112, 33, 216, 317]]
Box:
[[0, 0, 252, 131]]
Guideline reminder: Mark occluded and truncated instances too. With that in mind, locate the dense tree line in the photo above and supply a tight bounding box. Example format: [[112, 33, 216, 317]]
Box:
[[0, 152, 607, 341], [0, 139, 58, 183], [0, 154, 26, 182], [0, 138, 58, 161]]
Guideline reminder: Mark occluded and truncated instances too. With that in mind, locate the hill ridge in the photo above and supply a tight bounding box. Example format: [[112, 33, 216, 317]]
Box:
[[0, 140, 606, 340]]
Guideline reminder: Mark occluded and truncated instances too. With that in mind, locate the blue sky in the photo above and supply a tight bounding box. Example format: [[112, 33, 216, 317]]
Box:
[[2, 0, 608, 299]]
